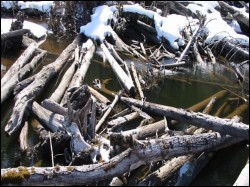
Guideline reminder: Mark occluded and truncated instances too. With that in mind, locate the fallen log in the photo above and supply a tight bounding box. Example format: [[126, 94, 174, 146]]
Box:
[[29, 102, 65, 133], [1, 42, 37, 88], [1, 50, 47, 104], [5, 37, 78, 136], [1, 29, 30, 42], [60, 39, 95, 106], [41, 99, 68, 116], [120, 97, 249, 140], [109, 111, 139, 132], [49, 47, 79, 103], [100, 43, 135, 95], [1, 132, 224, 185], [88, 86, 111, 105]]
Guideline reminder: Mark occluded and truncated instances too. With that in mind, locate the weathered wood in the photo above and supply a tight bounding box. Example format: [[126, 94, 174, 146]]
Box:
[[89, 96, 97, 139], [1, 50, 46, 104], [100, 43, 135, 95], [176, 26, 200, 64], [19, 121, 29, 152], [109, 111, 139, 131], [218, 1, 249, 27], [1, 132, 223, 186], [110, 108, 131, 119], [41, 99, 68, 116], [1, 29, 30, 41], [29, 102, 65, 133], [96, 93, 120, 132], [13, 75, 36, 95], [226, 102, 249, 120], [49, 47, 79, 103], [131, 61, 144, 100], [5, 37, 78, 136], [88, 86, 111, 105], [130, 105, 152, 120], [120, 97, 249, 140], [1, 42, 37, 88], [60, 39, 95, 106]]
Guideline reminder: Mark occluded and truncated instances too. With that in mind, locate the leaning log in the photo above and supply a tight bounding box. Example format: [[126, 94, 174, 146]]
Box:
[[1, 50, 47, 104], [5, 37, 78, 136], [1, 42, 37, 88], [95, 93, 120, 132], [120, 97, 249, 140], [88, 86, 111, 105], [131, 61, 144, 100], [1, 132, 223, 186], [49, 47, 79, 103], [19, 121, 29, 152], [100, 43, 135, 95]]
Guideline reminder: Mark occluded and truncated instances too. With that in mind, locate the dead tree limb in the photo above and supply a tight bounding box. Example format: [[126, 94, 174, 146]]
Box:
[[1, 50, 46, 104], [49, 47, 79, 103], [5, 37, 78, 136], [19, 121, 29, 152], [100, 43, 135, 95], [120, 97, 249, 140], [109, 112, 139, 131], [218, 1, 249, 27], [1, 42, 37, 88], [1, 132, 224, 186], [131, 61, 144, 100], [96, 92, 120, 132], [88, 86, 111, 105], [1, 29, 30, 42]]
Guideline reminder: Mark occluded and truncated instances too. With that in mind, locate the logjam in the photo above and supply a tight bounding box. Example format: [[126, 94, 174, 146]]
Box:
[[5, 37, 78, 136], [120, 97, 249, 140], [1, 132, 223, 186]]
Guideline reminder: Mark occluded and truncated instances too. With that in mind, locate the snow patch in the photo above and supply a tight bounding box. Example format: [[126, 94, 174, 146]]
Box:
[[18, 1, 54, 13], [187, 3, 249, 45], [1, 1, 16, 9], [124, 4, 198, 49], [80, 5, 117, 42], [1, 18, 47, 39]]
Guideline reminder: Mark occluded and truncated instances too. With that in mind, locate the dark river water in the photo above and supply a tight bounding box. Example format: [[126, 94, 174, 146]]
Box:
[[1, 17, 249, 186]]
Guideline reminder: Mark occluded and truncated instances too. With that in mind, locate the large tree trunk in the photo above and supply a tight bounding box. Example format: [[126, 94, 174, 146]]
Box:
[[1, 132, 224, 186], [1, 42, 37, 88], [120, 97, 249, 140], [1, 50, 46, 104], [5, 37, 78, 136]]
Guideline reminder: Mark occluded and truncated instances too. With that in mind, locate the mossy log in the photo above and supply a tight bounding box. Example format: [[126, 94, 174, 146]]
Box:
[[1, 132, 224, 186]]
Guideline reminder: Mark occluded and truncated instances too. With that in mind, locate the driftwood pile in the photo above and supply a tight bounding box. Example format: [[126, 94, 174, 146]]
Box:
[[1, 1, 249, 186]]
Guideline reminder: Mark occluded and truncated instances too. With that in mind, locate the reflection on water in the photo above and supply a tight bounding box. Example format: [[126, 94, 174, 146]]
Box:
[[1, 19, 249, 186]]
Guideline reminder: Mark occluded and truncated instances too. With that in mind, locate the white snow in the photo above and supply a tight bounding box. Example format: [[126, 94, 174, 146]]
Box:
[[1, 19, 47, 39], [187, 2, 249, 45], [18, 1, 54, 13], [80, 5, 117, 42], [229, 20, 242, 33], [1, 1, 16, 9], [178, 1, 220, 8], [123, 4, 198, 49]]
